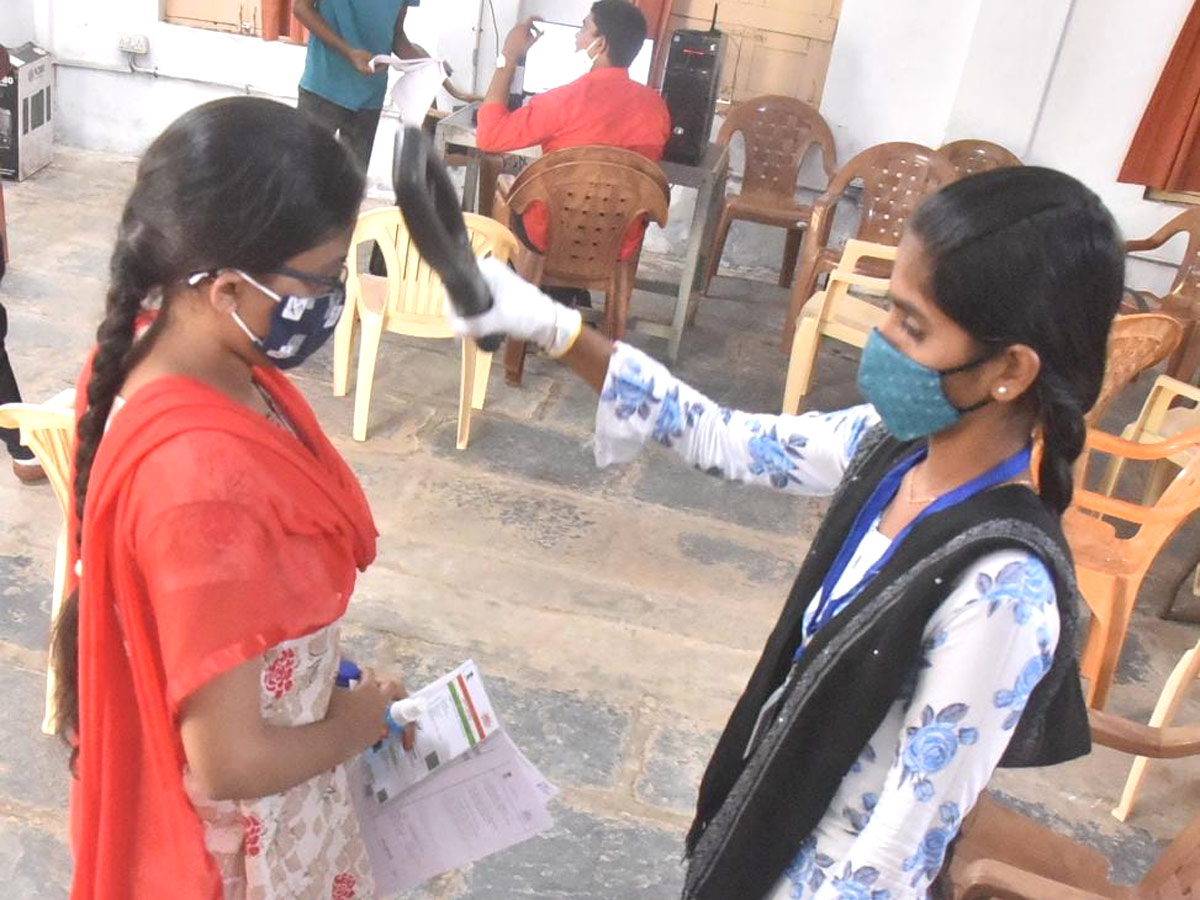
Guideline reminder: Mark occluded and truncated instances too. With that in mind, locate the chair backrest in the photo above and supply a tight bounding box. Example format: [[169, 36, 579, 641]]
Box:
[[506, 146, 670, 284], [1157, 208, 1200, 301], [1088, 313, 1184, 426], [938, 139, 1023, 177], [824, 142, 960, 247], [0, 399, 75, 521], [717, 95, 837, 206], [348, 209, 520, 338]]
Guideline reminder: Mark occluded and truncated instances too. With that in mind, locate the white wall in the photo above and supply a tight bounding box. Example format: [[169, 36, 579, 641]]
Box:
[[0, 0, 38, 47], [30, 0, 489, 192], [821, 0, 1193, 290]]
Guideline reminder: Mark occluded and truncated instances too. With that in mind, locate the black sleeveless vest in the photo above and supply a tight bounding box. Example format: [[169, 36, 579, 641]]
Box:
[[681, 428, 1091, 900]]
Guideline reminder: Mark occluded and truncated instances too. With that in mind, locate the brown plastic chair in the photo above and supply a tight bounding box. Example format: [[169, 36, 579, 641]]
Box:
[[938, 139, 1023, 177], [1064, 424, 1200, 709], [946, 710, 1200, 900], [498, 146, 669, 386], [701, 96, 837, 294], [1087, 313, 1183, 428], [1125, 208, 1200, 384], [783, 142, 959, 350]]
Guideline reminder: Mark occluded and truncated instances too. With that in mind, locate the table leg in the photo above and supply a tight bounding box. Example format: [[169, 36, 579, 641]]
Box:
[[462, 149, 482, 214], [668, 172, 721, 361]]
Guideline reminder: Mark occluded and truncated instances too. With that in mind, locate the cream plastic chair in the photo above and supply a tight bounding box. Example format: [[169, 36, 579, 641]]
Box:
[[0, 389, 75, 734], [1111, 637, 1200, 823], [781, 240, 896, 415], [332, 210, 520, 449]]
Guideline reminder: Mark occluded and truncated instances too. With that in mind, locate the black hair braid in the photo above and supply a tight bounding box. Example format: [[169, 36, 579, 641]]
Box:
[[53, 220, 159, 756], [1035, 378, 1087, 514]]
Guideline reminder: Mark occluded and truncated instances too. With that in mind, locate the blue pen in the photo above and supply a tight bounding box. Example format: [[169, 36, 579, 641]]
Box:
[[336, 659, 426, 735]]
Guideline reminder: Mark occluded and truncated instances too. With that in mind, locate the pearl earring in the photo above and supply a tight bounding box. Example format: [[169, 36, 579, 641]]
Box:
[[997, 386, 1009, 396]]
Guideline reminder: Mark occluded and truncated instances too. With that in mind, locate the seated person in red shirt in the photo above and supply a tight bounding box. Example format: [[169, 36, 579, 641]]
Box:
[[477, 1, 671, 290]]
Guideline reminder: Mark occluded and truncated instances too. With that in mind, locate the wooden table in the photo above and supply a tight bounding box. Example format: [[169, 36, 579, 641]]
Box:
[[433, 103, 730, 361]]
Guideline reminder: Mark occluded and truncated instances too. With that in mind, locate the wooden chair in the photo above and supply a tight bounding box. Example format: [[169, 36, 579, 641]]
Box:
[[947, 709, 1200, 900], [1064, 424, 1200, 709], [783, 142, 958, 350], [1124, 208, 1200, 384], [701, 96, 837, 294], [498, 146, 669, 386], [781, 240, 895, 414], [0, 392, 76, 734], [332, 210, 519, 449], [938, 139, 1023, 177]]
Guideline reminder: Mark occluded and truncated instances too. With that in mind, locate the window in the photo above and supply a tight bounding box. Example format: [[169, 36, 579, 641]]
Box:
[[163, 0, 264, 36]]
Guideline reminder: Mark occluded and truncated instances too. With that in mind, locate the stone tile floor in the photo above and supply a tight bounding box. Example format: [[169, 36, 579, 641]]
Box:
[[0, 147, 1197, 897]]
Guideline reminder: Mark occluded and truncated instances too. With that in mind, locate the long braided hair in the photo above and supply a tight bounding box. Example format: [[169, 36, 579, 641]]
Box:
[[52, 97, 365, 761], [910, 166, 1125, 513]]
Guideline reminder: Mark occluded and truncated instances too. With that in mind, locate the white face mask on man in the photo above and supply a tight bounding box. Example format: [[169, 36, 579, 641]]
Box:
[[566, 38, 602, 81]]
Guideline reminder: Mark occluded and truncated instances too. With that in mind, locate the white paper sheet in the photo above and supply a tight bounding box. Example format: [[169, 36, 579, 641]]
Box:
[[361, 659, 499, 804], [351, 730, 555, 893], [370, 54, 447, 125]]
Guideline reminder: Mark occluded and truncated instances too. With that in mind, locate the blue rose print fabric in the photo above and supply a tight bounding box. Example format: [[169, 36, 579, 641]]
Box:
[[595, 343, 878, 495], [592, 344, 1062, 900]]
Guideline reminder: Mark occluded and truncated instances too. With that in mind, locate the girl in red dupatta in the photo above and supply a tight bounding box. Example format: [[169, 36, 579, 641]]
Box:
[[53, 97, 411, 899]]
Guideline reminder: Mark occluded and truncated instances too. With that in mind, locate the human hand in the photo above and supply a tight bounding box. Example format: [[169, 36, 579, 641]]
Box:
[[347, 48, 378, 77], [447, 258, 583, 358], [328, 666, 416, 753], [503, 17, 543, 60]]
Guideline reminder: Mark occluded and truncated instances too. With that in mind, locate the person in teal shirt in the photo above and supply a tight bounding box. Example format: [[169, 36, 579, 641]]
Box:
[[294, 0, 421, 169]]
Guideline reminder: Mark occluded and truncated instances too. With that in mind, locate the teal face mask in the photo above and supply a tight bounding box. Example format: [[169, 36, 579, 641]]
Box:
[[856, 329, 995, 441]]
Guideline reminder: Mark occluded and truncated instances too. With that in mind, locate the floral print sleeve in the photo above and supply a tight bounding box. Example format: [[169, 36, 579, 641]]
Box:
[[790, 549, 1060, 900], [595, 342, 880, 495]]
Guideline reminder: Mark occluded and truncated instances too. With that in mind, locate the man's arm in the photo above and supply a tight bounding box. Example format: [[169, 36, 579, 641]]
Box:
[[392, 5, 422, 59], [294, 0, 375, 75], [484, 18, 543, 106]]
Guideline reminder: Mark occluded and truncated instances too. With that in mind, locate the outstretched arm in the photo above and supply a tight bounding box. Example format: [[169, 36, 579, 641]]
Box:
[[451, 260, 879, 494]]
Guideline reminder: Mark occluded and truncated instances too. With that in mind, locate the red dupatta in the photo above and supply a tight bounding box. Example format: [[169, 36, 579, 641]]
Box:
[[68, 364, 377, 900]]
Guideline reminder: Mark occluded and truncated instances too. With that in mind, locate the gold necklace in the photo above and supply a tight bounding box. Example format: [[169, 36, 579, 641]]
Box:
[[906, 466, 1034, 506]]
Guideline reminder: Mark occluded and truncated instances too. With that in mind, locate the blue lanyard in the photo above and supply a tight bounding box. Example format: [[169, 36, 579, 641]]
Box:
[[797, 443, 1033, 658]]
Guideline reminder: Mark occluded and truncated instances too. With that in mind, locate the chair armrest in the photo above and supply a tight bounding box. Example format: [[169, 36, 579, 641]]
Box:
[[1125, 217, 1182, 254], [1085, 425, 1200, 461], [959, 861, 1108, 900], [1089, 708, 1200, 760]]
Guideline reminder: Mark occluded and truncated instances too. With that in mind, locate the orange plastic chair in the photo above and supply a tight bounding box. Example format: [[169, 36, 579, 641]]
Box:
[[784, 142, 958, 350], [1124, 208, 1200, 384], [938, 139, 1023, 177], [332, 210, 519, 449], [0, 391, 76, 734], [498, 146, 669, 386], [701, 95, 837, 293], [946, 710, 1200, 900], [1064, 424, 1200, 710], [1100, 372, 1200, 621]]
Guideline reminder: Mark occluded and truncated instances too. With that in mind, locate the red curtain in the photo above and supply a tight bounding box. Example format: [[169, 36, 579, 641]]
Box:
[[261, 0, 308, 43], [1119, 1, 1200, 191]]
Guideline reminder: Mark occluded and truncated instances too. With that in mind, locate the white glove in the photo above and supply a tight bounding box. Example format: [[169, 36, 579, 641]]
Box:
[[446, 258, 583, 358]]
